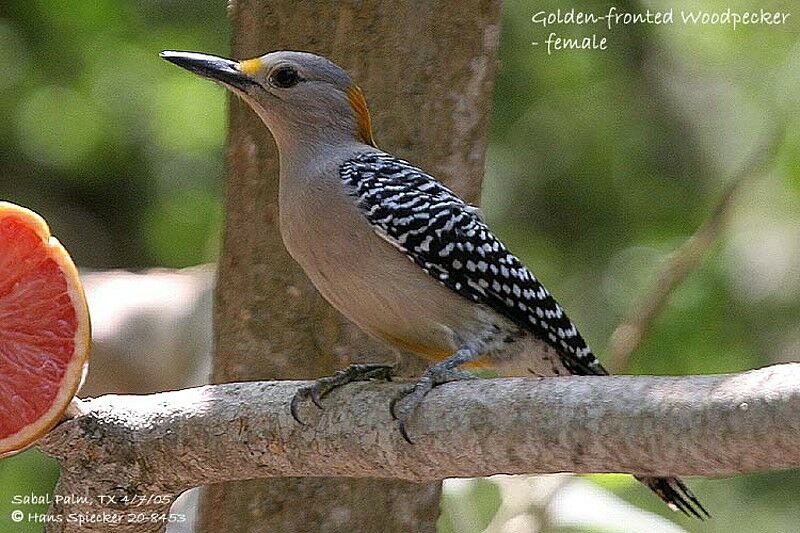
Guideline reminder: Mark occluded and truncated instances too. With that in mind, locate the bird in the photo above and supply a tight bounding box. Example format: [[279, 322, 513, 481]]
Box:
[[160, 49, 709, 519]]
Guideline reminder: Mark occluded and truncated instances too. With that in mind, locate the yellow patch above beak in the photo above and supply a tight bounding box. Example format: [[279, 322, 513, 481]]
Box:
[[346, 85, 377, 148], [238, 58, 263, 76]]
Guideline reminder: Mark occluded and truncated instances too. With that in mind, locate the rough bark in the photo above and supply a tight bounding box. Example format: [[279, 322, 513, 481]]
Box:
[[38, 363, 800, 532], [207, 0, 502, 531]]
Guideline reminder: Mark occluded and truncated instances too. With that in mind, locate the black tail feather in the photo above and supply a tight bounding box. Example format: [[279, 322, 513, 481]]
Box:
[[635, 476, 710, 520]]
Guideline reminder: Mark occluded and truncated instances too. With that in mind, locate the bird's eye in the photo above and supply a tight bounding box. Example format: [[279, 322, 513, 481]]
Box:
[[270, 66, 300, 88]]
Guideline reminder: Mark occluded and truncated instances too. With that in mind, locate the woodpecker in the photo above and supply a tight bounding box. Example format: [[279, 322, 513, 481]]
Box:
[[161, 49, 708, 519]]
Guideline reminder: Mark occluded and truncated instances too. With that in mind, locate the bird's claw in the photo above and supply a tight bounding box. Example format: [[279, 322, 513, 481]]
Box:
[[389, 380, 432, 444], [309, 385, 324, 410], [290, 388, 312, 425], [290, 363, 395, 424], [389, 387, 416, 444], [389, 367, 476, 443], [398, 421, 414, 444]]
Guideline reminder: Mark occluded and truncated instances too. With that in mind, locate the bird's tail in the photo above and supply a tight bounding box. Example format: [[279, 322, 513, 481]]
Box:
[[635, 476, 709, 519]]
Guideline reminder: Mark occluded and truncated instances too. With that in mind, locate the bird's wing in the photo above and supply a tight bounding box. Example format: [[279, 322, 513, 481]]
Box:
[[340, 152, 716, 519], [341, 151, 606, 376]]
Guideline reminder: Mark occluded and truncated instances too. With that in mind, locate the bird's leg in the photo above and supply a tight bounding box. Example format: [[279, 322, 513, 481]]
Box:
[[390, 345, 480, 442], [291, 363, 395, 424]]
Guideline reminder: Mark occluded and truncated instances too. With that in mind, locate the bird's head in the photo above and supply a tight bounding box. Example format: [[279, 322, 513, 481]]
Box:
[[160, 50, 376, 149]]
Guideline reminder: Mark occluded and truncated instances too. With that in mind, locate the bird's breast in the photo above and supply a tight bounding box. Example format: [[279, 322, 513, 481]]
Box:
[[277, 173, 494, 359]]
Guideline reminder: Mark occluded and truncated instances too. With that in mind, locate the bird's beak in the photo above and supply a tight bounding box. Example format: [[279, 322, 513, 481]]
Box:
[[160, 50, 259, 92]]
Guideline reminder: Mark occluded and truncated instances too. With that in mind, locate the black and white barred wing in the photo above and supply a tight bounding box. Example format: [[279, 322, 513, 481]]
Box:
[[340, 153, 713, 519], [340, 151, 606, 376]]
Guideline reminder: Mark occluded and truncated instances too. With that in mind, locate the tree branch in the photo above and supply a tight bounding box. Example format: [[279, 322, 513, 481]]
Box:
[[607, 124, 785, 372], [37, 363, 800, 531]]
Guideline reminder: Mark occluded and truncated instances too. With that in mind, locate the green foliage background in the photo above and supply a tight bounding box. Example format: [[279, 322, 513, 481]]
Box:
[[0, 0, 798, 531]]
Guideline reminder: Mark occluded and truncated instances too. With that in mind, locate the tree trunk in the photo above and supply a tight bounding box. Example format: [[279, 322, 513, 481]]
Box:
[[199, 1, 502, 531]]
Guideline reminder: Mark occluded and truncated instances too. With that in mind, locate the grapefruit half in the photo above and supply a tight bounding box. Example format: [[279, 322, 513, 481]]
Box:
[[0, 202, 90, 458]]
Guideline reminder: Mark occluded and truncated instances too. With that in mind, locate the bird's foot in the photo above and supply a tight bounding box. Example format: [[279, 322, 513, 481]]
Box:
[[290, 363, 395, 424], [389, 367, 475, 443]]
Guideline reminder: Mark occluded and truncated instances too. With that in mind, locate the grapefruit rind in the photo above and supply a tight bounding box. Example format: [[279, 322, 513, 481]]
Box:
[[0, 202, 91, 458]]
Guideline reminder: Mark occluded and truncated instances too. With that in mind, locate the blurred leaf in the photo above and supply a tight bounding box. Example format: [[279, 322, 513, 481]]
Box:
[[15, 86, 107, 171], [149, 77, 226, 153], [142, 188, 222, 267], [0, 449, 59, 533], [438, 479, 502, 533]]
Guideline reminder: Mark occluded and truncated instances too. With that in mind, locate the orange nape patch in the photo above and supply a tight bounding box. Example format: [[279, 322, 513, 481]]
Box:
[[346, 85, 377, 147], [238, 58, 263, 76]]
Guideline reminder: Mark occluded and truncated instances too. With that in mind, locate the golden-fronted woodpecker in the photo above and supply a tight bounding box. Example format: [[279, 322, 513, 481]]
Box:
[[160, 49, 708, 519]]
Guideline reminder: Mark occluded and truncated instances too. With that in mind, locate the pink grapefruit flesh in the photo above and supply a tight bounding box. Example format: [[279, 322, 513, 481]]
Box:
[[0, 202, 90, 458]]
